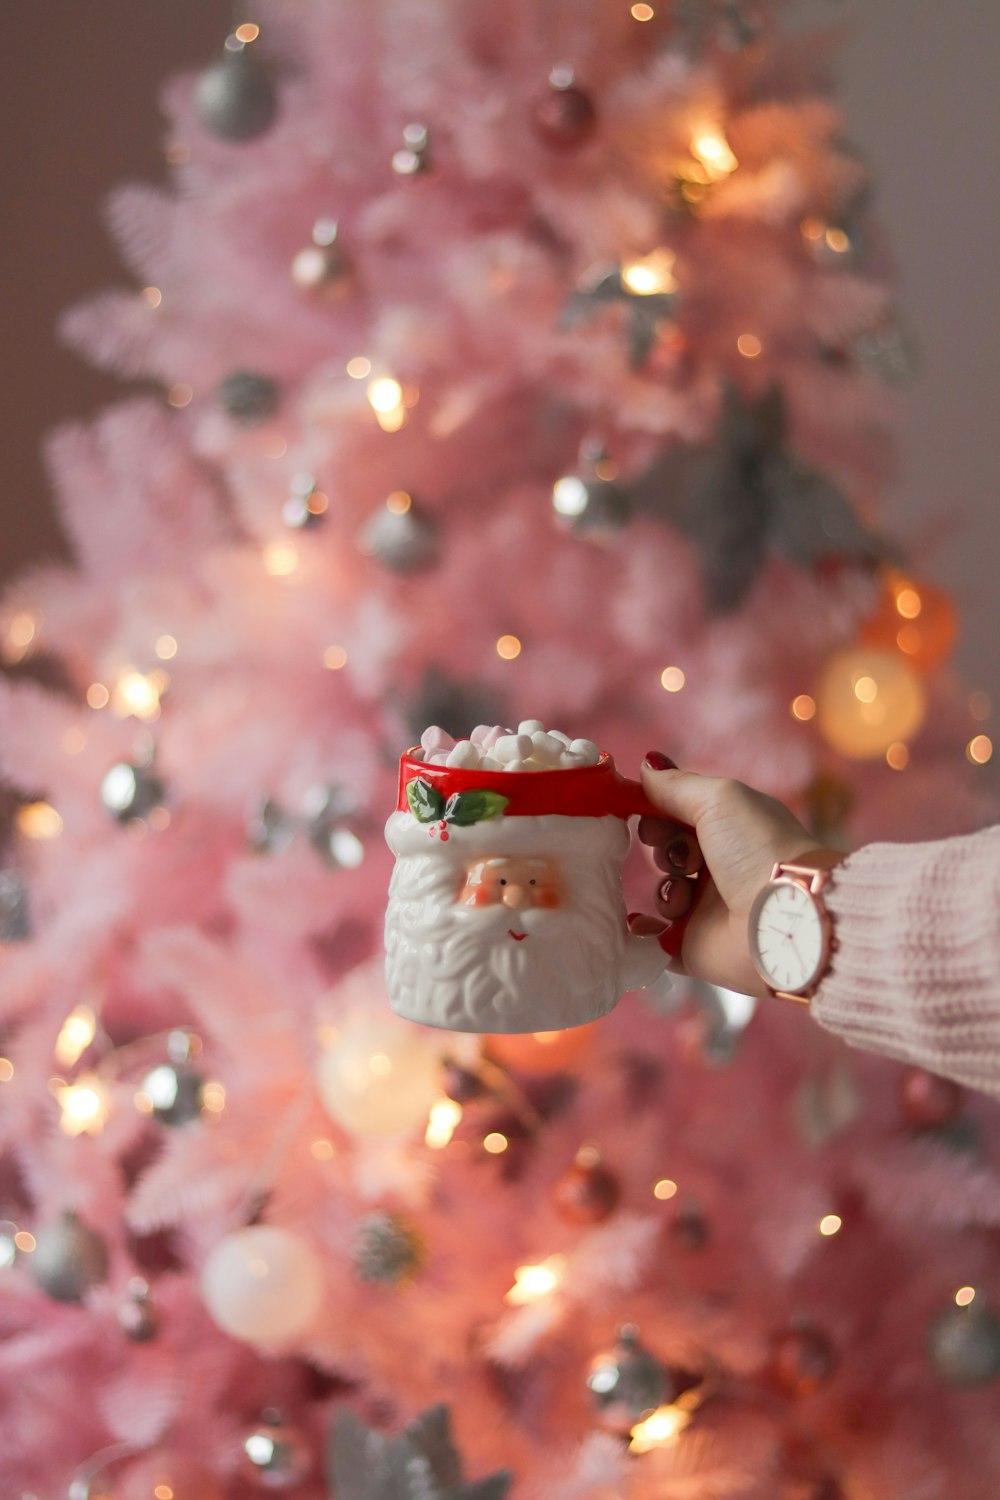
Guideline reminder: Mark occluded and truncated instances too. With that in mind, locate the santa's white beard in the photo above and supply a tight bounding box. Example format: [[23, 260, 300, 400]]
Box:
[[385, 857, 630, 1033]]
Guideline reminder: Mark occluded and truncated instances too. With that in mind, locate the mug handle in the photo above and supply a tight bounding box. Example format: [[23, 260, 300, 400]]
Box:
[[613, 771, 699, 959]]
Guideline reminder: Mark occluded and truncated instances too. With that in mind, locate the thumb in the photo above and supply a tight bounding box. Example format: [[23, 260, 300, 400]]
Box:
[[640, 758, 725, 833]]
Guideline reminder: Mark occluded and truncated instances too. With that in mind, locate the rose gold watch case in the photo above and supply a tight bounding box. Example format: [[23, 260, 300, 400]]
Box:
[[748, 860, 837, 1004]]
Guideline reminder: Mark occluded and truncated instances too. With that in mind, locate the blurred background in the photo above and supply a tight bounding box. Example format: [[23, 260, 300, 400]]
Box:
[[3, 2, 999, 687]]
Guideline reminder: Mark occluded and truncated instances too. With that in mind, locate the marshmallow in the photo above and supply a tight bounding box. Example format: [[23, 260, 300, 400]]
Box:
[[446, 740, 481, 769], [478, 755, 501, 771], [421, 725, 454, 754], [495, 734, 533, 764], [517, 719, 545, 735], [569, 738, 600, 766], [530, 731, 565, 766], [480, 726, 505, 752], [470, 725, 492, 745]]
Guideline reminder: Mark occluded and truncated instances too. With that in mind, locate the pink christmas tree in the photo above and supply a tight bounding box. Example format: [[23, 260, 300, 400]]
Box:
[[2, 4, 998, 1498]]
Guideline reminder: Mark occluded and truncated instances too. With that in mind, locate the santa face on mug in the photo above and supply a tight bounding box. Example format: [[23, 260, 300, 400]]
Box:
[[384, 810, 665, 1033]]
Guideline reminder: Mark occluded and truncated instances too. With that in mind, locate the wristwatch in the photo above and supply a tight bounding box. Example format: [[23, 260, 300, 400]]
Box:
[[748, 854, 841, 1004]]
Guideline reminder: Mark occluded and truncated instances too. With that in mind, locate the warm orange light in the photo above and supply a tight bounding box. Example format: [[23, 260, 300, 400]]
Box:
[[167, 383, 193, 409], [3, 610, 38, 663], [660, 666, 685, 692], [791, 694, 816, 722], [86, 683, 111, 710], [0, 1059, 14, 1082], [483, 1132, 509, 1154], [311, 1138, 336, 1160], [386, 490, 412, 515], [13, 1231, 35, 1252], [142, 286, 162, 309], [690, 129, 738, 180], [622, 249, 676, 295], [154, 1486, 175, 1500], [112, 670, 162, 721], [56, 1076, 108, 1137], [202, 1082, 226, 1113], [854, 675, 878, 704], [504, 1257, 564, 1305], [653, 1177, 678, 1200], [496, 635, 522, 661], [825, 227, 851, 254], [886, 742, 909, 771], [263, 542, 299, 576], [737, 333, 762, 359], [17, 802, 63, 840], [425, 1097, 463, 1149], [955, 1286, 977, 1307], [323, 645, 348, 670], [630, 2, 655, 17], [629, 1403, 691, 1452], [154, 634, 178, 660], [895, 586, 922, 620], [801, 217, 825, 242], [367, 377, 404, 413], [968, 734, 993, 765], [234, 22, 260, 43], [346, 356, 372, 379], [55, 1006, 97, 1068], [896, 624, 921, 655], [819, 1213, 842, 1237]]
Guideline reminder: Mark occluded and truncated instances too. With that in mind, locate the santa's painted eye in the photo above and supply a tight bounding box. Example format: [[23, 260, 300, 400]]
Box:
[[499, 878, 507, 886], [529, 879, 536, 886]]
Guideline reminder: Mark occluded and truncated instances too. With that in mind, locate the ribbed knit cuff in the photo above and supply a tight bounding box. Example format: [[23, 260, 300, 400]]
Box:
[[811, 828, 1000, 1097]]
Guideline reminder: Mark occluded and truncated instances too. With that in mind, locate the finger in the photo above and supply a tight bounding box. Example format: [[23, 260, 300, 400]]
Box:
[[641, 756, 732, 831], [637, 815, 684, 848], [627, 911, 690, 975], [655, 876, 694, 921], [652, 833, 704, 877]]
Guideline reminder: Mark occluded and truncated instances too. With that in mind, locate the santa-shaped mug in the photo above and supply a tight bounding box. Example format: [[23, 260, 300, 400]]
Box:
[[384, 746, 689, 1033]]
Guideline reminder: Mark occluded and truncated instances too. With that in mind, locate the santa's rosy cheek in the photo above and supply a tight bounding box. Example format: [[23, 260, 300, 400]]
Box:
[[462, 882, 495, 908], [533, 888, 562, 909]]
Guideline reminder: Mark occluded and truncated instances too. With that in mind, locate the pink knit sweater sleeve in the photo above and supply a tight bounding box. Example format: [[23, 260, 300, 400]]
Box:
[[811, 824, 1000, 1097]]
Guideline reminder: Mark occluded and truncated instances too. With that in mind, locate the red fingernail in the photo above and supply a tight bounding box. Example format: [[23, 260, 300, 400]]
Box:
[[644, 751, 676, 770], [666, 838, 691, 870], [658, 922, 684, 957], [658, 878, 674, 903]]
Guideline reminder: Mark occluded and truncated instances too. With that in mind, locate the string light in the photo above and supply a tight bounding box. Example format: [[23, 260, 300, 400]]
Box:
[[263, 542, 299, 576], [86, 683, 110, 709], [56, 1075, 108, 1137], [346, 356, 372, 379], [621, 249, 676, 295], [425, 1097, 463, 1149], [265, 435, 288, 459], [660, 666, 685, 692], [17, 802, 63, 840], [0, 1059, 14, 1082], [14, 1231, 35, 1253], [968, 734, 993, 765], [367, 377, 407, 432], [791, 694, 816, 721], [167, 383, 193, 409], [689, 128, 738, 181], [311, 1138, 336, 1160], [142, 286, 162, 309], [202, 1082, 227, 1114], [3, 610, 38, 663], [824, 227, 851, 255], [496, 635, 522, 661], [853, 675, 878, 704], [737, 333, 762, 358], [819, 1213, 842, 1237], [504, 1256, 564, 1305], [631, 2, 655, 17], [234, 21, 260, 43], [386, 489, 412, 514], [886, 741, 909, 770], [54, 1006, 97, 1068], [653, 1177, 678, 1200], [112, 670, 164, 721], [955, 1286, 977, 1307], [155, 634, 178, 660], [483, 1132, 509, 1154], [628, 1403, 691, 1453]]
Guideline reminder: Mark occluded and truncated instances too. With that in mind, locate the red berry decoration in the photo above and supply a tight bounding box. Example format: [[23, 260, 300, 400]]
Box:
[[771, 1321, 836, 1396], [900, 1067, 963, 1129], [533, 68, 597, 148], [552, 1146, 620, 1224]]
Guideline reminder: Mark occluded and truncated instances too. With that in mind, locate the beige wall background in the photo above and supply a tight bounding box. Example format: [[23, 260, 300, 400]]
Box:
[[3, 4, 998, 692]]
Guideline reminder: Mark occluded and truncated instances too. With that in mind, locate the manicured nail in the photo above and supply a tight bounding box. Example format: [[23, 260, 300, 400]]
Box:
[[658, 878, 675, 903], [644, 751, 676, 770], [665, 837, 692, 871]]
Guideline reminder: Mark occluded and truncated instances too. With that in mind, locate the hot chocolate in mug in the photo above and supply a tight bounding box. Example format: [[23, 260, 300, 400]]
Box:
[[384, 744, 691, 1033]]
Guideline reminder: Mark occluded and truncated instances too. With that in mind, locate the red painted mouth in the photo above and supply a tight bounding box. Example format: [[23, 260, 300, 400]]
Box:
[[508, 929, 527, 941]]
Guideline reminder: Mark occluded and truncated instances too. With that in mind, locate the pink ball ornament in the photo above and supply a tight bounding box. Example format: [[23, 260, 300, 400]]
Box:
[[316, 1008, 442, 1137], [816, 646, 926, 759], [200, 1225, 324, 1348]]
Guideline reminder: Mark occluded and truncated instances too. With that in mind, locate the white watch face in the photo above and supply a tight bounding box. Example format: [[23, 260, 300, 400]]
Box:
[[750, 880, 825, 994]]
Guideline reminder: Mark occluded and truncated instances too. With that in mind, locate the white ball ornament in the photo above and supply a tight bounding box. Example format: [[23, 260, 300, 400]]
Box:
[[200, 1225, 324, 1348], [817, 646, 927, 759], [316, 1009, 442, 1137]]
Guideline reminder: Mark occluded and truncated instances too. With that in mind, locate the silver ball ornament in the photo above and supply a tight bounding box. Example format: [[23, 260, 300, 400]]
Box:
[[359, 495, 439, 573], [291, 220, 353, 301], [587, 1325, 673, 1433], [354, 1211, 423, 1284], [101, 760, 167, 824], [196, 38, 277, 142], [139, 1063, 205, 1127], [0, 869, 30, 942], [216, 370, 280, 426], [119, 1276, 159, 1342], [242, 1410, 312, 1490], [928, 1301, 1000, 1387], [552, 473, 630, 536], [31, 1211, 109, 1304]]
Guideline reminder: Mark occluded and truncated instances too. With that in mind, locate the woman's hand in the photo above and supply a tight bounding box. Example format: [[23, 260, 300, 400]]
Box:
[[630, 753, 841, 996]]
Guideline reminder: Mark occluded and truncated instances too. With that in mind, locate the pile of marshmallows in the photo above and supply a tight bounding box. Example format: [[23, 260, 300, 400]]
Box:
[[418, 720, 601, 773]]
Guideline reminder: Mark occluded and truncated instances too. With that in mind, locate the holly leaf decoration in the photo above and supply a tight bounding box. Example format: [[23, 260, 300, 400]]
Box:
[[444, 790, 509, 827], [407, 779, 446, 823]]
